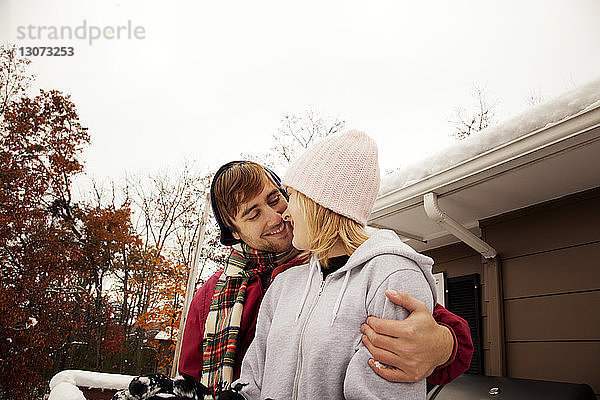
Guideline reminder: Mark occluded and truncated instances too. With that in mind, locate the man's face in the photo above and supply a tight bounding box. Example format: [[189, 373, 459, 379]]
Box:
[[231, 181, 294, 253]]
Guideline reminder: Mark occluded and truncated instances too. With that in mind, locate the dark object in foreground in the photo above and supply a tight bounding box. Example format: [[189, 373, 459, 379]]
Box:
[[111, 375, 259, 400], [112, 374, 209, 399], [428, 374, 595, 400]]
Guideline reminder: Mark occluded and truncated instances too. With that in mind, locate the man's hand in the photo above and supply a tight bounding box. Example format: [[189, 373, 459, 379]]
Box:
[[360, 290, 454, 383]]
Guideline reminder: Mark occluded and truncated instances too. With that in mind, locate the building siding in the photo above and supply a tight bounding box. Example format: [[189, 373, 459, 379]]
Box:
[[482, 187, 600, 397], [422, 187, 600, 397]]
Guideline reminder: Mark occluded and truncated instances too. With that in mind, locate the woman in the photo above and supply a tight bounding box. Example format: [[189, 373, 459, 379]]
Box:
[[234, 130, 436, 400]]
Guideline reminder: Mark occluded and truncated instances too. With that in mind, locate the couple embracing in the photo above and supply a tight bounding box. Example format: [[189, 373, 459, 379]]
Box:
[[117, 130, 473, 400]]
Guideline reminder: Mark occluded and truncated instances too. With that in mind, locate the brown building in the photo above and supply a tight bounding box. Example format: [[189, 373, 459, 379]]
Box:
[[369, 79, 600, 398]]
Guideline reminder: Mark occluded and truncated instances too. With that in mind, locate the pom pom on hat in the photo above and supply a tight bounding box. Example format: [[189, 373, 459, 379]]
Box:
[[282, 129, 380, 225]]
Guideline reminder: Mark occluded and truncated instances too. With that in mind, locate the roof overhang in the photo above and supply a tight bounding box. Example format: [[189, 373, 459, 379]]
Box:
[[369, 104, 600, 252]]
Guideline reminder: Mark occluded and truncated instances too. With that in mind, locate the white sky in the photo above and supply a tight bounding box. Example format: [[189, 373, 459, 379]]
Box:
[[2, 0, 600, 186]]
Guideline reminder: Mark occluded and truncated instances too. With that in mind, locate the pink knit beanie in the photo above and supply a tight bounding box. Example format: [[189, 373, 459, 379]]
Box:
[[282, 129, 380, 226]]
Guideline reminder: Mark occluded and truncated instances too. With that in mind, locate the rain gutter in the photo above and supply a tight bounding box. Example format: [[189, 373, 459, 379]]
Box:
[[423, 192, 497, 258]]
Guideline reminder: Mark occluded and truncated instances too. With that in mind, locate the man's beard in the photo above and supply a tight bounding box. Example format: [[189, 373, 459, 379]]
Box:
[[237, 223, 294, 254]]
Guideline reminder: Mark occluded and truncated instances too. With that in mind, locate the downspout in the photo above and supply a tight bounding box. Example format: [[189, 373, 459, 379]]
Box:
[[423, 192, 497, 258], [423, 192, 505, 376]]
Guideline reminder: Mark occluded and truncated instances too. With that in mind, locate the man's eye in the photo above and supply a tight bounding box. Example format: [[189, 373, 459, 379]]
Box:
[[248, 211, 259, 221], [269, 194, 280, 206]]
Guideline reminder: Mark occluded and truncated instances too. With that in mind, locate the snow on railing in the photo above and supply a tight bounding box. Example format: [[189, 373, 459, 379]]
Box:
[[49, 370, 134, 400]]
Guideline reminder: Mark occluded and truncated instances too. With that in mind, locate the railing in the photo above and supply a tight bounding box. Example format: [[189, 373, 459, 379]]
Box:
[[49, 370, 134, 400]]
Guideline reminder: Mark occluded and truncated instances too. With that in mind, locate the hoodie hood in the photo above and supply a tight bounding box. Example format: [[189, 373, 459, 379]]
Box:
[[341, 229, 436, 301], [295, 229, 437, 326]]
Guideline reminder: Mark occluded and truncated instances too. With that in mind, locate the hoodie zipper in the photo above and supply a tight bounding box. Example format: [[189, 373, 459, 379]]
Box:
[[294, 275, 330, 400]]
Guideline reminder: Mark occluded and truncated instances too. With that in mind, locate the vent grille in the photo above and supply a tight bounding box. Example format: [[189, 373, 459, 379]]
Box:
[[447, 274, 483, 375]]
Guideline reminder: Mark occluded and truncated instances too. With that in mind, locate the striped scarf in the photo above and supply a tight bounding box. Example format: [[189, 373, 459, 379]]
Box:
[[200, 242, 306, 395]]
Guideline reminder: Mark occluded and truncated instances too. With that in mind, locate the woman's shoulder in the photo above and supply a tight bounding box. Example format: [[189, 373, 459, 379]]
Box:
[[354, 229, 432, 275], [360, 253, 435, 311], [360, 252, 423, 277]]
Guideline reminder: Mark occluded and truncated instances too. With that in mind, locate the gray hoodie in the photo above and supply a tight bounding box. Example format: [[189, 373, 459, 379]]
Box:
[[235, 229, 436, 400]]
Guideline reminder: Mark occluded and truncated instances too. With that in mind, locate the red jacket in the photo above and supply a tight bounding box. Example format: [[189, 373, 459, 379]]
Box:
[[179, 269, 473, 386]]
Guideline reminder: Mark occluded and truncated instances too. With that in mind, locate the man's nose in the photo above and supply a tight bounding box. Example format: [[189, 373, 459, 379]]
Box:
[[266, 206, 283, 225]]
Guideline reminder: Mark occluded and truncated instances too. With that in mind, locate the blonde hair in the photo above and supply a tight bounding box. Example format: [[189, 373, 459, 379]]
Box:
[[289, 188, 370, 267]]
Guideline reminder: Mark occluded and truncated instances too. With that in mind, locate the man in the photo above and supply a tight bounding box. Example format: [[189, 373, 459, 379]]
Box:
[[178, 161, 473, 396]]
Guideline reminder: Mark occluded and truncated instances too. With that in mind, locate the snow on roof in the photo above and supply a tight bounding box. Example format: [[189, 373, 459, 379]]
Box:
[[49, 370, 134, 391], [379, 77, 600, 196]]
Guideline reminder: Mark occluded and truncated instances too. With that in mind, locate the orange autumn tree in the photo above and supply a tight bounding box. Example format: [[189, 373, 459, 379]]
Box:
[[0, 45, 91, 398], [131, 252, 187, 374], [1, 44, 155, 397], [1, 44, 226, 397], [75, 203, 142, 372], [124, 166, 226, 374]]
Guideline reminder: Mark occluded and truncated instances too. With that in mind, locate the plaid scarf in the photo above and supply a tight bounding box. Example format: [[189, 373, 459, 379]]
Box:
[[200, 242, 306, 394]]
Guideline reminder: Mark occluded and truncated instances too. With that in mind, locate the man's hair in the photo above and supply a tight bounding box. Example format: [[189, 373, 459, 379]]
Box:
[[212, 161, 277, 233], [288, 188, 369, 267]]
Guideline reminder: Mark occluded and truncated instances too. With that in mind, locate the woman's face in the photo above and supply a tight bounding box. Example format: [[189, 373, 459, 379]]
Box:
[[282, 190, 310, 251]]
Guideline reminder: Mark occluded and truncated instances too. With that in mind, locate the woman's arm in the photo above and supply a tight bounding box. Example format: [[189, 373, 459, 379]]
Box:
[[344, 266, 434, 400], [360, 292, 473, 385]]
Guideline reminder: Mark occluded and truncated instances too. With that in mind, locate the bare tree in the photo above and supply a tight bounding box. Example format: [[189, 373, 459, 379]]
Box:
[[0, 45, 33, 115], [118, 161, 219, 372], [526, 88, 544, 106], [450, 84, 497, 140], [242, 108, 346, 171], [77, 162, 227, 373]]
